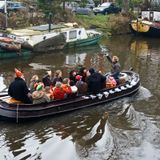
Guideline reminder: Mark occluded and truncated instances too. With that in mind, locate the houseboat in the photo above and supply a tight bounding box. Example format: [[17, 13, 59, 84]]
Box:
[[130, 11, 160, 37]]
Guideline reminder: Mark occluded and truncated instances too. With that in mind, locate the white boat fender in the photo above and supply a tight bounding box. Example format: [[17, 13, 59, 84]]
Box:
[[115, 88, 121, 92], [71, 86, 78, 93], [82, 96, 90, 99], [126, 84, 132, 88], [109, 90, 115, 94], [90, 95, 97, 99], [96, 93, 103, 99], [120, 73, 129, 81], [130, 80, 137, 86], [120, 86, 127, 90], [103, 91, 109, 98]]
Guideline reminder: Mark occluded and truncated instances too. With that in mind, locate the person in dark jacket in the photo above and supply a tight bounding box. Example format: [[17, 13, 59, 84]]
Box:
[[106, 54, 121, 80], [52, 70, 63, 86], [8, 68, 32, 104], [42, 70, 53, 87], [78, 66, 87, 82], [87, 68, 106, 94], [75, 75, 88, 95], [69, 70, 77, 86]]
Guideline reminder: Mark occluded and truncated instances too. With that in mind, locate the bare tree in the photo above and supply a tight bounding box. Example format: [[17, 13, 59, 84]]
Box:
[[143, 0, 151, 10], [121, 0, 129, 14]]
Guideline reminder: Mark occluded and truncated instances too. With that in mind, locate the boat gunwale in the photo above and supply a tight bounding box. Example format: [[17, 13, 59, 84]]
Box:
[[0, 82, 140, 120]]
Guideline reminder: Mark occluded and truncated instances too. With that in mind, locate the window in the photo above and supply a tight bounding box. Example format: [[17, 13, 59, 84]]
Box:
[[69, 30, 77, 39]]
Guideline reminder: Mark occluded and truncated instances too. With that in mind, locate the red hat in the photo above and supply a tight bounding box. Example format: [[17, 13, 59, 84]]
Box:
[[15, 68, 23, 77], [75, 75, 82, 81]]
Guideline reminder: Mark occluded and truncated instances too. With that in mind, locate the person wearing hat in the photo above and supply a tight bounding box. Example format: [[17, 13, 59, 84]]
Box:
[[32, 84, 50, 104], [8, 68, 32, 104], [106, 54, 121, 81], [87, 68, 106, 94]]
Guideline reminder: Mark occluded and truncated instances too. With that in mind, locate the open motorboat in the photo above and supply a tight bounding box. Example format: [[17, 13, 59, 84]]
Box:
[[0, 71, 140, 122]]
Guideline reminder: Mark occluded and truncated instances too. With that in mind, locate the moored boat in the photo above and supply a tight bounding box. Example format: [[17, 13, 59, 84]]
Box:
[[8, 23, 102, 52], [0, 49, 32, 59], [130, 11, 160, 37], [0, 36, 22, 52], [8, 24, 66, 52], [0, 42, 21, 52], [0, 71, 140, 122]]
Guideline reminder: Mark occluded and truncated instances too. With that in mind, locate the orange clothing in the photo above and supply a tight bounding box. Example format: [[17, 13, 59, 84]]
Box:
[[52, 87, 65, 100], [106, 77, 117, 88], [61, 84, 72, 94]]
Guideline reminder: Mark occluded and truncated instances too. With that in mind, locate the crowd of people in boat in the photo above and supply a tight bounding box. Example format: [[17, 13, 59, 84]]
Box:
[[8, 55, 121, 104]]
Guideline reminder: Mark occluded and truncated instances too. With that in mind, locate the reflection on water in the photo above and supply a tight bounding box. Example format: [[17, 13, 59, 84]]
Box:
[[0, 45, 108, 91], [1, 98, 160, 160], [127, 36, 160, 101], [0, 36, 160, 159]]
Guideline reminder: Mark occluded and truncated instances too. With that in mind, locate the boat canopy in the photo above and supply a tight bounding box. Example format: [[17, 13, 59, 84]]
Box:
[[9, 29, 43, 36]]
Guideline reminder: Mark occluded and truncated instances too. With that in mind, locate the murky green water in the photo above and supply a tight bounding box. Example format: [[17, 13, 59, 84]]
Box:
[[0, 35, 160, 160]]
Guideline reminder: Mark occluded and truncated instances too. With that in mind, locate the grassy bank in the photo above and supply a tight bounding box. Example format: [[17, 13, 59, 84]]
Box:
[[75, 14, 131, 36]]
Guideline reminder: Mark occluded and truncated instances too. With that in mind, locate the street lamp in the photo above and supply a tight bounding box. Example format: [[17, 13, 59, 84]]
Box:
[[48, 12, 52, 32]]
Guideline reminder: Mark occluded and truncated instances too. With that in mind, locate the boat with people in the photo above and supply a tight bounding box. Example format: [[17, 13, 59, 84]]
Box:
[[7, 22, 102, 52], [130, 11, 160, 37], [0, 70, 140, 122]]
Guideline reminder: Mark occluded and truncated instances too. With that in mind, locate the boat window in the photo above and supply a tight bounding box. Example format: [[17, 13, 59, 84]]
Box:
[[69, 30, 77, 39]]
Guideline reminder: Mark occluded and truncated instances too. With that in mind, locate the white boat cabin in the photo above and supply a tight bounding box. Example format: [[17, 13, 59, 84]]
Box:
[[141, 11, 160, 22]]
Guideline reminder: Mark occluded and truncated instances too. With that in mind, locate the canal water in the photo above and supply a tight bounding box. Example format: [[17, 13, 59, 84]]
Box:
[[0, 35, 160, 160]]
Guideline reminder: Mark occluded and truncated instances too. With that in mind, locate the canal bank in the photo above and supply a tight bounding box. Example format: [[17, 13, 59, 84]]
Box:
[[0, 10, 132, 37]]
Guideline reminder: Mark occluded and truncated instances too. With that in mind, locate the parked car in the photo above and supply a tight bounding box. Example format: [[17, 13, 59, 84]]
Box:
[[0, 1, 26, 12], [93, 2, 121, 15], [0, 1, 6, 12], [61, 1, 79, 11], [7, 2, 26, 12], [61, 0, 95, 11], [72, 7, 93, 15]]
